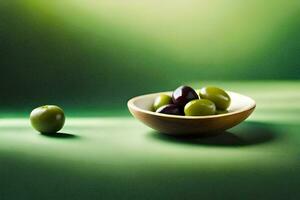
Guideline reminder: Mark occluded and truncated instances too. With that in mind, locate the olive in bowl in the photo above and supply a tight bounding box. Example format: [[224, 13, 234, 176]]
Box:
[[184, 99, 216, 116], [150, 85, 231, 117], [128, 89, 256, 135], [199, 86, 231, 110], [153, 94, 172, 111], [156, 104, 183, 115], [172, 86, 198, 107], [30, 105, 65, 134]]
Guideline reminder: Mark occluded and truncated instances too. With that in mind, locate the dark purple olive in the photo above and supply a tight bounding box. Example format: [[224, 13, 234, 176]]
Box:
[[172, 86, 198, 107], [156, 104, 183, 115]]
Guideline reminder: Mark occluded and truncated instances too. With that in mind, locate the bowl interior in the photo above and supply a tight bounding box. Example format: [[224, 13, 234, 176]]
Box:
[[131, 91, 255, 117]]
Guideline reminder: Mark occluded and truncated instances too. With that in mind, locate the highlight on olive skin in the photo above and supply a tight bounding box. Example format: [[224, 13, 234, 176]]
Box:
[[152, 85, 231, 116], [30, 105, 65, 134]]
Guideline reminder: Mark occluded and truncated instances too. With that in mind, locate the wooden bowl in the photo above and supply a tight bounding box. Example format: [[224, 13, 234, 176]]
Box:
[[127, 91, 256, 136]]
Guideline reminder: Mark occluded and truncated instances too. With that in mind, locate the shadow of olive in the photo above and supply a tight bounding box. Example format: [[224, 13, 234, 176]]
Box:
[[40, 132, 79, 139], [148, 121, 279, 147]]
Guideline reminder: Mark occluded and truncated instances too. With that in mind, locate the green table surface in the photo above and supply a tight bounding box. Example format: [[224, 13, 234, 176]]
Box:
[[1, 81, 300, 200]]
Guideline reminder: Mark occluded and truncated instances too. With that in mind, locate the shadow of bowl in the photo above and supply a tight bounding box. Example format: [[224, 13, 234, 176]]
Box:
[[148, 121, 278, 147]]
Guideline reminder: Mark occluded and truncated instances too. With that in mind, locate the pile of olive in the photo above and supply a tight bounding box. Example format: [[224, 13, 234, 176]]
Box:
[[153, 86, 231, 116]]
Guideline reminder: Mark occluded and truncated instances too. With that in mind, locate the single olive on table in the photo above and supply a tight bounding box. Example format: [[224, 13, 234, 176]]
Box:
[[152, 85, 231, 116], [30, 105, 65, 134]]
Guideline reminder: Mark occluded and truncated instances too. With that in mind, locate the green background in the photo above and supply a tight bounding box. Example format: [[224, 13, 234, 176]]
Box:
[[0, 1, 300, 199], [0, 0, 299, 113]]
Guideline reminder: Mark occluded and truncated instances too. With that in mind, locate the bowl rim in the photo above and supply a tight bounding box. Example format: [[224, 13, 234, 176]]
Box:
[[127, 90, 256, 119]]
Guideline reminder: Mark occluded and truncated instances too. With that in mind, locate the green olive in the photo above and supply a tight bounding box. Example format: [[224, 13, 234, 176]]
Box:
[[199, 86, 231, 110], [30, 105, 65, 134], [184, 99, 216, 116], [153, 94, 172, 111], [216, 110, 229, 115]]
